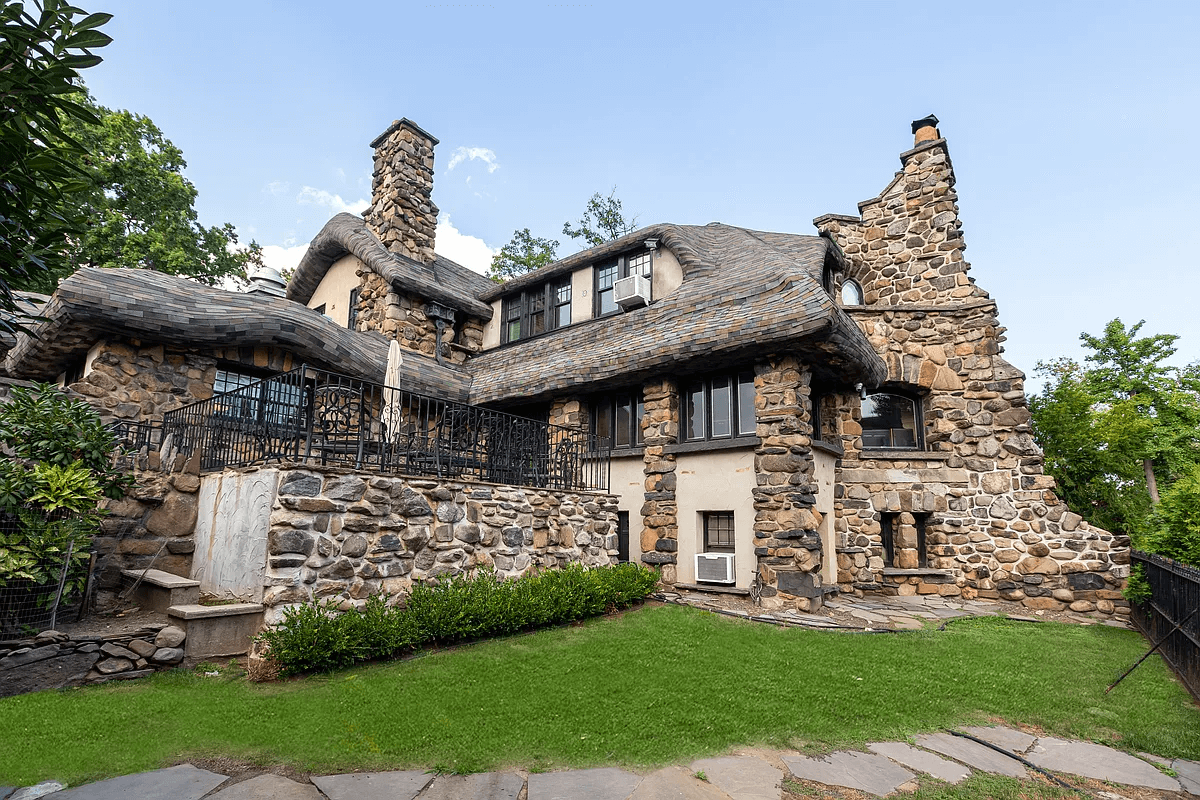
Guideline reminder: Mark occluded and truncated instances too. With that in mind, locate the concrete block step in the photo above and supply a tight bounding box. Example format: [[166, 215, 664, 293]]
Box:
[[121, 569, 200, 614]]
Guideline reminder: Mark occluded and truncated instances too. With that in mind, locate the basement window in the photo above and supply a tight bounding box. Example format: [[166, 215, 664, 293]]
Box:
[[704, 511, 735, 553]]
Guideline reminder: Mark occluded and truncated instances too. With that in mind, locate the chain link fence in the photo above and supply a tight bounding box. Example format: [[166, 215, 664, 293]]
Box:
[[0, 512, 90, 637]]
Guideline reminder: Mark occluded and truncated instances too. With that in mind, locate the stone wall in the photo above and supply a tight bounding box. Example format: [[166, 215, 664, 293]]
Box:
[[352, 272, 484, 366], [93, 454, 201, 607], [0, 623, 187, 698], [639, 378, 680, 582], [364, 120, 438, 265], [814, 123, 1129, 615], [200, 466, 622, 624], [752, 356, 825, 610], [68, 339, 300, 422]]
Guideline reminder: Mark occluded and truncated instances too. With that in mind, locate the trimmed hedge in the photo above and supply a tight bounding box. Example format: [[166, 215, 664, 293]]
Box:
[[257, 562, 660, 676]]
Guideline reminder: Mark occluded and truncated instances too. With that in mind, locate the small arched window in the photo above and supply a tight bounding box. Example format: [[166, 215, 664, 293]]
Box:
[[860, 392, 921, 449], [840, 279, 864, 306]]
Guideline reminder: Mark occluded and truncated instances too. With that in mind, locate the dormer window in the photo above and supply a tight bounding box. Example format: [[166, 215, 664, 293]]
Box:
[[595, 251, 652, 317], [840, 279, 863, 306], [501, 276, 571, 344]]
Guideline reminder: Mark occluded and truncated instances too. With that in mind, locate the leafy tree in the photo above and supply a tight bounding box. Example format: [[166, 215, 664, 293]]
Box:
[[0, 0, 112, 335], [487, 228, 558, 283], [1030, 319, 1200, 540], [16, 91, 263, 293], [487, 188, 637, 282], [562, 187, 637, 248]]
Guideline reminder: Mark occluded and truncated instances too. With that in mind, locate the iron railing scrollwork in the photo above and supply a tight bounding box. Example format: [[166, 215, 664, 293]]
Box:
[[152, 365, 609, 492]]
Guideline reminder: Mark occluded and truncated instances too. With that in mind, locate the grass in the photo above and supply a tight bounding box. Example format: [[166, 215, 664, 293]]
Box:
[[1, 604, 1197, 787]]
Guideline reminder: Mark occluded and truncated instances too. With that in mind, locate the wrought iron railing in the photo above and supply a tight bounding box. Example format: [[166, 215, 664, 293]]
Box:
[[1129, 549, 1200, 701], [156, 365, 610, 492]]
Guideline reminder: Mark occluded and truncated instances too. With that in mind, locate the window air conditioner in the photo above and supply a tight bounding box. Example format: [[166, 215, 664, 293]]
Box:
[[613, 274, 651, 309], [695, 552, 735, 584]]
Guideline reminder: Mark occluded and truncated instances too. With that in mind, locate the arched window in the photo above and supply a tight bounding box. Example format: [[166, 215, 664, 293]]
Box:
[[840, 279, 863, 306], [860, 393, 921, 449]]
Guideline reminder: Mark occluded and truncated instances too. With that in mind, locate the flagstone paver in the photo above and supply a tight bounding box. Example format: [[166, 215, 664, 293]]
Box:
[[782, 751, 914, 796], [627, 766, 731, 799], [205, 773, 322, 800], [1173, 759, 1200, 795], [419, 772, 525, 800], [867, 742, 971, 784], [1025, 738, 1180, 791], [915, 732, 1027, 778], [49, 765, 227, 800], [0, 787, 13, 800], [9, 785, 64, 800], [689, 756, 780, 800], [527, 768, 641, 800], [311, 770, 432, 800], [958, 725, 1035, 754]]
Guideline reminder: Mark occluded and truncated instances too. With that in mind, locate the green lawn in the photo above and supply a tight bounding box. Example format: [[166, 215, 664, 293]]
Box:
[[1, 604, 1197, 787]]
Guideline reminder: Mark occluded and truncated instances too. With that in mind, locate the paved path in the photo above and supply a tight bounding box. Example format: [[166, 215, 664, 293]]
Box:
[[4, 725, 1196, 799]]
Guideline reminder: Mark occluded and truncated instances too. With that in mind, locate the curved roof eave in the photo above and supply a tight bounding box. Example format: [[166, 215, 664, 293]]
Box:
[[287, 213, 494, 320], [3, 268, 472, 401]]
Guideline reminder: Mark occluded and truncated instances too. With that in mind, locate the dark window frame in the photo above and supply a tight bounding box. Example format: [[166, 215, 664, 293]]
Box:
[[347, 286, 361, 330], [840, 279, 864, 306], [860, 391, 924, 450], [684, 371, 756, 442], [501, 276, 572, 344], [590, 388, 645, 450], [704, 511, 736, 553], [880, 511, 929, 568], [593, 250, 653, 318]]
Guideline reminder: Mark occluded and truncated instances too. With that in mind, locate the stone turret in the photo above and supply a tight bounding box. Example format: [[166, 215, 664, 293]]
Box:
[[364, 119, 439, 264]]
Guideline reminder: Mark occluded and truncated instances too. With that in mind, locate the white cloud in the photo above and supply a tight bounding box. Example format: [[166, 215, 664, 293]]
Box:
[[446, 146, 499, 174], [265, 180, 290, 196], [297, 186, 369, 215], [435, 215, 497, 275], [260, 242, 311, 277]]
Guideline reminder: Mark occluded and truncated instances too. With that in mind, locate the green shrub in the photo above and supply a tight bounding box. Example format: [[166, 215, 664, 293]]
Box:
[[257, 562, 660, 676], [1145, 462, 1200, 567]]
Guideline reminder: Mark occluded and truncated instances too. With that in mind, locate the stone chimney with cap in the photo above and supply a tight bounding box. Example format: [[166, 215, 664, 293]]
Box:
[[364, 119, 439, 264]]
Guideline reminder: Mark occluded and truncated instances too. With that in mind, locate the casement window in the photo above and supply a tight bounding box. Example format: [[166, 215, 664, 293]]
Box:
[[501, 277, 572, 344], [213, 367, 303, 428], [704, 511, 736, 552], [347, 287, 361, 330], [860, 392, 922, 449], [684, 372, 756, 441], [591, 389, 645, 450], [594, 250, 652, 317]]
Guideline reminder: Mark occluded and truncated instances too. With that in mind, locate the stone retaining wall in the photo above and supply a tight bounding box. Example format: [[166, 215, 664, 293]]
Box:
[[193, 466, 621, 625], [0, 623, 186, 698]]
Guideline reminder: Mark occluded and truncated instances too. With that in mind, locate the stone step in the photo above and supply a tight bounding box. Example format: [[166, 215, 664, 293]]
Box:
[[167, 603, 264, 667], [121, 569, 200, 614]]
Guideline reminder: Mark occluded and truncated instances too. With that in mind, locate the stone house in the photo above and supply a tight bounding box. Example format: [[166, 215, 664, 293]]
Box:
[[0, 115, 1129, 618]]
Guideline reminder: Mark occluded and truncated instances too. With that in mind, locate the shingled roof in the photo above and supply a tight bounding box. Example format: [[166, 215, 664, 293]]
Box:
[[286, 213, 494, 319], [467, 223, 888, 405], [2, 269, 471, 401]]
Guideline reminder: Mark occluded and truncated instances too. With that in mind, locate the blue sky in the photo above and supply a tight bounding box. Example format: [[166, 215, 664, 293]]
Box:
[[80, 0, 1199, 388]]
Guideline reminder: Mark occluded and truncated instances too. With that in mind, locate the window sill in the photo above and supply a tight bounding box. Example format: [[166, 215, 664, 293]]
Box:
[[858, 449, 947, 461], [609, 446, 645, 459], [664, 436, 759, 455], [880, 568, 952, 578]]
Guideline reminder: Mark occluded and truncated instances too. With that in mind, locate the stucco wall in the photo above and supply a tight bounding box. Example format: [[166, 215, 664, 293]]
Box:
[[674, 447, 758, 588], [609, 454, 647, 563], [306, 253, 362, 329]]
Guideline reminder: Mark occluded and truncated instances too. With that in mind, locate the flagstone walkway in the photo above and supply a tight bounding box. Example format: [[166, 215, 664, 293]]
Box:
[[5, 725, 1196, 799]]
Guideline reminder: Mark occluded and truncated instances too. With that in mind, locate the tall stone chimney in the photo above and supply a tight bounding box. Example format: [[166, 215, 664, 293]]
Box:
[[364, 119, 439, 264], [911, 114, 940, 146]]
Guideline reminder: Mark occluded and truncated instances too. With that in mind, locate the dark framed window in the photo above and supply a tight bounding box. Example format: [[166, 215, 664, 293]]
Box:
[[860, 392, 922, 449], [62, 356, 86, 387], [704, 511, 735, 552], [594, 250, 653, 317], [684, 372, 756, 442], [313, 303, 327, 316], [880, 512, 928, 568], [591, 388, 645, 450], [840, 279, 863, 306], [616, 511, 630, 562], [501, 277, 571, 344], [213, 367, 304, 428], [347, 287, 361, 330]]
